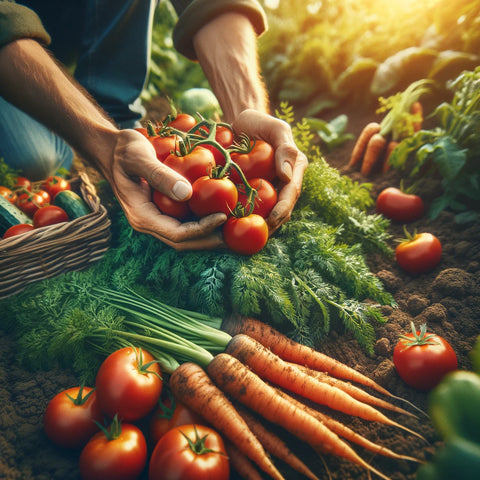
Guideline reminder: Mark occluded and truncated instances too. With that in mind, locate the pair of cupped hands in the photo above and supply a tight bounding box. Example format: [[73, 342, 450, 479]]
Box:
[[106, 109, 308, 251]]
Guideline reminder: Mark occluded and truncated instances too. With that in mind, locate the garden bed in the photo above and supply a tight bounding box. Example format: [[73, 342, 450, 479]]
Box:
[[0, 104, 479, 480]]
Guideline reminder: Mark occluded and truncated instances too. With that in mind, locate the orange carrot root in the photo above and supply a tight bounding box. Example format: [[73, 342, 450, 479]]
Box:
[[207, 353, 391, 480], [275, 388, 422, 464], [292, 362, 415, 417], [361, 132, 388, 176], [224, 318, 392, 397], [236, 405, 321, 480], [169, 362, 285, 480], [226, 334, 419, 436], [349, 122, 381, 168], [382, 140, 399, 173], [410, 101, 423, 132], [224, 440, 265, 480]]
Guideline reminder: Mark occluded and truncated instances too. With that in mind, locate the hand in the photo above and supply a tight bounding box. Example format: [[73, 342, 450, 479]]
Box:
[[232, 109, 308, 234], [108, 129, 227, 250]]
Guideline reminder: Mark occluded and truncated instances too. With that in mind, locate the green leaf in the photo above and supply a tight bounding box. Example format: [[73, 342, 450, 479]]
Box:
[[431, 137, 467, 180]]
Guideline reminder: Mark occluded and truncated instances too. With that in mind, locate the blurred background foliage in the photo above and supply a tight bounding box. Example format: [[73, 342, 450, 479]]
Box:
[[144, 0, 480, 116]]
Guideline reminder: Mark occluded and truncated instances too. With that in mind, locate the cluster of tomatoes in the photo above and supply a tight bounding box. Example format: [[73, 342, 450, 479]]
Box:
[[375, 186, 442, 274], [1, 175, 72, 238], [136, 113, 278, 255], [44, 346, 229, 480]]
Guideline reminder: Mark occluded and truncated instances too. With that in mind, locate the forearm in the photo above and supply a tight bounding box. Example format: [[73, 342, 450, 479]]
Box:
[[0, 38, 118, 179], [192, 12, 268, 122]]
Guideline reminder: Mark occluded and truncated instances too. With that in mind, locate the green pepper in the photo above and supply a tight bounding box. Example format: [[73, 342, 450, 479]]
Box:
[[429, 370, 480, 444], [417, 436, 480, 480], [417, 369, 480, 480]]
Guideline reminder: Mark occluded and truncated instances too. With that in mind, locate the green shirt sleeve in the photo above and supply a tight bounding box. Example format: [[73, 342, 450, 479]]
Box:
[[171, 0, 267, 60], [0, 1, 51, 48]]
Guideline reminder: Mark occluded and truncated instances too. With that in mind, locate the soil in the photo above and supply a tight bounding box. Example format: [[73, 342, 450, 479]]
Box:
[[1, 102, 479, 480]]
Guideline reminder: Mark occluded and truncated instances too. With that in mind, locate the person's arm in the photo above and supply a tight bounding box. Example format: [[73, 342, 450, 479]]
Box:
[[0, 38, 226, 249], [192, 12, 308, 233]]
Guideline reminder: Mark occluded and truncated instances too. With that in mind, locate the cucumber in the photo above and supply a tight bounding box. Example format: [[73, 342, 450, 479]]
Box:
[[53, 190, 91, 219], [0, 195, 32, 237]]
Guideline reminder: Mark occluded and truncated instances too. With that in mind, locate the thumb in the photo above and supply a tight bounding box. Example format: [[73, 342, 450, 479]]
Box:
[[147, 161, 193, 201]]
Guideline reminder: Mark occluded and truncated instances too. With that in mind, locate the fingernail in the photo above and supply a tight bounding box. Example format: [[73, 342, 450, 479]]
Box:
[[172, 180, 191, 200], [282, 161, 293, 179]]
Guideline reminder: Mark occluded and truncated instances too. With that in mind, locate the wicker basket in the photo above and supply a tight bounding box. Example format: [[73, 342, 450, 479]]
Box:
[[0, 171, 111, 299]]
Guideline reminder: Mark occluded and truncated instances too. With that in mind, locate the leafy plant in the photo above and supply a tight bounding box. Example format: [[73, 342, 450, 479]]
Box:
[[389, 67, 480, 222], [305, 115, 354, 152]]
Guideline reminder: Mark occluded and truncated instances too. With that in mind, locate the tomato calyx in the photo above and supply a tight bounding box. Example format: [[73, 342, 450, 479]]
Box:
[[399, 322, 440, 347], [65, 385, 97, 406], [96, 414, 122, 441], [135, 347, 163, 381], [153, 389, 176, 420], [180, 425, 226, 457], [396, 225, 419, 244]]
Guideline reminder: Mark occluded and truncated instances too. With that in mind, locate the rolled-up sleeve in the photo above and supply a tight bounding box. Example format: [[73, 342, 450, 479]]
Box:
[[171, 0, 267, 60], [0, 1, 51, 48]]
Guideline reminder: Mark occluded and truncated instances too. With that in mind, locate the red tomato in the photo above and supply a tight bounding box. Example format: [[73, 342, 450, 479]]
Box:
[[168, 113, 197, 132], [152, 190, 191, 220], [202, 125, 234, 166], [376, 187, 424, 223], [150, 135, 180, 162], [223, 214, 269, 255], [230, 140, 276, 183], [150, 394, 204, 445], [189, 176, 238, 217], [16, 191, 48, 217], [33, 205, 69, 228], [395, 231, 442, 274], [164, 146, 215, 184], [0, 186, 17, 204], [37, 188, 51, 205], [79, 418, 147, 480], [148, 424, 229, 480], [2, 223, 34, 239], [95, 347, 162, 422], [237, 178, 277, 218], [13, 176, 32, 191], [135, 127, 149, 138], [41, 176, 71, 200], [393, 322, 458, 391], [43, 386, 103, 449]]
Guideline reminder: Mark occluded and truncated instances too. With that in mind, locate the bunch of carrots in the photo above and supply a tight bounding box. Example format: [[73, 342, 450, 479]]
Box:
[[349, 80, 432, 176], [91, 287, 425, 480]]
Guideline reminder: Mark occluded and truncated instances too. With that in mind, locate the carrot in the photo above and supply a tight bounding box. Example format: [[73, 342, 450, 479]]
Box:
[[360, 132, 388, 176], [207, 352, 391, 480], [275, 388, 422, 464], [382, 140, 399, 173], [225, 334, 422, 439], [168, 362, 285, 480], [349, 122, 381, 168], [223, 440, 265, 480], [236, 405, 321, 480], [292, 362, 415, 417], [410, 101, 423, 132], [225, 317, 392, 397]]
